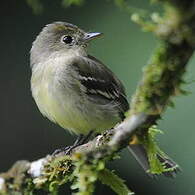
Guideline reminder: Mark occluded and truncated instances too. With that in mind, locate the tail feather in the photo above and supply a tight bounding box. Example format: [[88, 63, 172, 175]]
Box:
[[157, 154, 181, 177], [128, 145, 181, 178]]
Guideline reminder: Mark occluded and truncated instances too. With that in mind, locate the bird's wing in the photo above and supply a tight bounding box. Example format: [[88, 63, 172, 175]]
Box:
[[72, 55, 129, 117]]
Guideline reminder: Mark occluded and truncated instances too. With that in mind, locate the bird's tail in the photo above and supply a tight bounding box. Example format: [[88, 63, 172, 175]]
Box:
[[128, 144, 181, 178]]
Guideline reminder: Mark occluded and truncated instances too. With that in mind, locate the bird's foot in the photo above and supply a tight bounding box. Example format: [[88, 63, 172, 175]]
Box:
[[52, 131, 94, 156], [52, 145, 78, 156]]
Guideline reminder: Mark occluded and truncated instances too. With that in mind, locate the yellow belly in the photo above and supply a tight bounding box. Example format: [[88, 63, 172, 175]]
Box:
[[31, 56, 120, 135], [31, 71, 91, 134]]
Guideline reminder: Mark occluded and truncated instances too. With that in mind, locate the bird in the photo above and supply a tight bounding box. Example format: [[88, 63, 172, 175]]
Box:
[[30, 21, 180, 177]]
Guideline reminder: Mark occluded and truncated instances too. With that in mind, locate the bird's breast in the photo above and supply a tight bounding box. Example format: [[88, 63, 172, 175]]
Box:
[[31, 57, 63, 123], [30, 55, 121, 135], [31, 55, 93, 134]]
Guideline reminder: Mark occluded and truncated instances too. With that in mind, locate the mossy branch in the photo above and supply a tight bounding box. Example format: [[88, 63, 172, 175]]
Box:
[[1, 0, 195, 194]]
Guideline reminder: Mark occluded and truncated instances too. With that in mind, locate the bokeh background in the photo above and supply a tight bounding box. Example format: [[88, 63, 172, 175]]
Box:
[[1, 0, 195, 194]]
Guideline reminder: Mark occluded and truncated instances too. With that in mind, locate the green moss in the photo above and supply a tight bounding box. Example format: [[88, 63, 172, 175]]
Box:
[[141, 126, 179, 174], [141, 126, 166, 174], [130, 40, 193, 117], [70, 153, 105, 195], [98, 169, 133, 195]]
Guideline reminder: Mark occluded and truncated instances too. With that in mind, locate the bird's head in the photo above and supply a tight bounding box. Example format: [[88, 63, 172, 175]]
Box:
[[30, 22, 103, 65]]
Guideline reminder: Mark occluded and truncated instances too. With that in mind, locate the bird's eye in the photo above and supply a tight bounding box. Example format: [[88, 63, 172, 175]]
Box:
[[61, 35, 73, 44]]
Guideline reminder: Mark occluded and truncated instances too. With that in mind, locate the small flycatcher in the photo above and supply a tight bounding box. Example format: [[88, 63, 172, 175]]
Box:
[[30, 22, 179, 177]]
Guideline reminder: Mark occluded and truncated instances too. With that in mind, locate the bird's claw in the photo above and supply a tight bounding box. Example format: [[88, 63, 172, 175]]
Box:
[[52, 145, 74, 156]]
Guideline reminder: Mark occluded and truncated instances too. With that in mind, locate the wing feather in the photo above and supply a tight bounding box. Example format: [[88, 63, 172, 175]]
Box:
[[72, 55, 129, 117]]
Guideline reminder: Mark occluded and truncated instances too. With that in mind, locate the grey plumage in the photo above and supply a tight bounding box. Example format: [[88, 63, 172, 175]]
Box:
[[30, 21, 128, 135], [30, 21, 180, 178], [72, 55, 129, 116]]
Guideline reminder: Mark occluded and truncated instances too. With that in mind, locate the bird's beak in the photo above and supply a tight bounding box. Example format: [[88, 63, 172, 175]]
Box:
[[84, 32, 103, 41]]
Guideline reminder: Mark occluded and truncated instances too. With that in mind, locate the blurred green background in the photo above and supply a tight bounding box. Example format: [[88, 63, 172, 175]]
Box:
[[1, 0, 195, 194]]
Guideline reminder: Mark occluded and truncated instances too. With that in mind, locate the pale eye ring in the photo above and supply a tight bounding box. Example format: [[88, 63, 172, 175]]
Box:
[[61, 35, 74, 44]]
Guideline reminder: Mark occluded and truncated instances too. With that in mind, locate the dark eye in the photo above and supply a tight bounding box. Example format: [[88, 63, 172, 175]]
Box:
[[62, 35, 73, 44]]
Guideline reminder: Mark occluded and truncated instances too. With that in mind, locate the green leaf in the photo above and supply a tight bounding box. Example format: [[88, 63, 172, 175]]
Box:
[[98, 168, 134, 195]]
